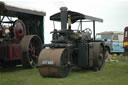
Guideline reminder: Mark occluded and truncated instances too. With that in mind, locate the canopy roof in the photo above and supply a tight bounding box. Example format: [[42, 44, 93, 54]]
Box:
[[0, 1, 46, 17], [97, 31, 124, 35], [50, 11, 103, 23]]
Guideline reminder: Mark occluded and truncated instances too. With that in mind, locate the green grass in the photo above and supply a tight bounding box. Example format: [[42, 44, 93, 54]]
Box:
[[0, 57, 128, 85]]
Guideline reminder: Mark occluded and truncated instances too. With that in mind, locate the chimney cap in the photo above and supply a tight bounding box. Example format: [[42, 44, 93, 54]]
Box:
[[60, 7, 68, 11]]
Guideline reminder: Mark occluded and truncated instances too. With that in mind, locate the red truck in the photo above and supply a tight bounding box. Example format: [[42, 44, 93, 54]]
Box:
[[123, 27, 128, 55]]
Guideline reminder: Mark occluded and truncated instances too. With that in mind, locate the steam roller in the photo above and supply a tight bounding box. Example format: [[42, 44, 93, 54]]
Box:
[[38, 7, 105, 78]]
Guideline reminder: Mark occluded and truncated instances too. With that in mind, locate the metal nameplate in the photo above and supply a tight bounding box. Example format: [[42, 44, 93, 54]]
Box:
[[42, 60, 55, 65]]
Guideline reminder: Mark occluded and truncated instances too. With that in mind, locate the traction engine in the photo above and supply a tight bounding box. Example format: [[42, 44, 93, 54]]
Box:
[[0, 20, 42, 68], [0, 1, 46, 68]]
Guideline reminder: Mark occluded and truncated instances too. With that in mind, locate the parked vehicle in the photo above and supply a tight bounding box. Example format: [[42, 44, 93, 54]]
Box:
[[38, 7, 105, 78], [123, 27, 128, 56], [0, 1, 46, 68], [96, 31, 124, 54]]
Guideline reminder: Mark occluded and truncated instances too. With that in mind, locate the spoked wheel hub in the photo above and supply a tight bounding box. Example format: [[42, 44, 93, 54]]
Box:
[[28, 40, 38, 66], [20, 35, 42, 68]]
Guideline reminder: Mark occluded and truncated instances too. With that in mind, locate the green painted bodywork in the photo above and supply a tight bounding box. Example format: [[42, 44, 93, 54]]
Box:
[[18, 14, 44, 43]]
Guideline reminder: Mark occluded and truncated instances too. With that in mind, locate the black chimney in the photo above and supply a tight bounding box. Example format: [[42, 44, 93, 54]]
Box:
[[60, 7, 68, 30]]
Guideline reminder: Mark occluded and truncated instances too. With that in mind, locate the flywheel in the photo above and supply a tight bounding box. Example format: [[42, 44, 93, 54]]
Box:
[[13, 20, 26, 42]]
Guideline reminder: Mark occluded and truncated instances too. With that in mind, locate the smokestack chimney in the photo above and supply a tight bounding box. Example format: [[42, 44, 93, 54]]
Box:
[[60, 7, 68, 30]]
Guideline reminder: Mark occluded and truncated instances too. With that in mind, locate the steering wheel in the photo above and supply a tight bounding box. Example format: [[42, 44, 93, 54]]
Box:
[[83, 28, 92, 35]]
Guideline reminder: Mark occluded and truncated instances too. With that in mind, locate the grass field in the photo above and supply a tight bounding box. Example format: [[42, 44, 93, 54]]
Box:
[[0, 56, 128, 85]]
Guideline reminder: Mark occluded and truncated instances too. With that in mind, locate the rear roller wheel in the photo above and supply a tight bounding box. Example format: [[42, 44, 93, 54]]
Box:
[[59, 49, 70, 77], [20, 35, 42, 68], [93, 43, 105, 71], [38, 48, 70, 78]]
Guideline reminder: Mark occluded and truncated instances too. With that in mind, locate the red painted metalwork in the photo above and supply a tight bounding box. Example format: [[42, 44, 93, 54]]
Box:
[[0, 44, 2, 59], [8, 44, 22, 60], [0, 44, 22, 61], [124, 27, 128, 42]]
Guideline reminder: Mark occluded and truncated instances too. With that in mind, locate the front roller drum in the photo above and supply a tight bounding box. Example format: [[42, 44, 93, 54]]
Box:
[[38, 48, 70, 78]]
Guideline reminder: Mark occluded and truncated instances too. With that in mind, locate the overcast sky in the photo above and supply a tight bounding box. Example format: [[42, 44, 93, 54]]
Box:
[[1, 0, 128, 43]]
